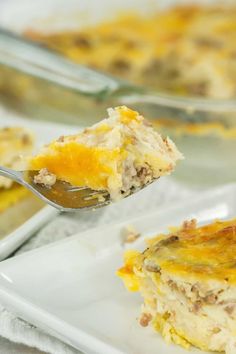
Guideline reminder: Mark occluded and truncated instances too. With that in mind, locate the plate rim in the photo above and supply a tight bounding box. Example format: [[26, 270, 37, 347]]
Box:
[[0, 285, 122, 354]]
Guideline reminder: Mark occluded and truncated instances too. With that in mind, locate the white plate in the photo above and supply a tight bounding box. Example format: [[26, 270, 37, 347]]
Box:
[[0, 184, 234, 354], [0, 109, 78, 260]]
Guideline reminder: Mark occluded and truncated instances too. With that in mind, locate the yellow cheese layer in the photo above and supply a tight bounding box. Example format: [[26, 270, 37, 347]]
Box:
[[153, 118, 236, 139], [118, 218, 236, 285], [117, 250, 141, 292], [30, 141, 124, 190], [25, 6, 236, 99], [0, 185, 30, 213], [29, 107, 145, 189]]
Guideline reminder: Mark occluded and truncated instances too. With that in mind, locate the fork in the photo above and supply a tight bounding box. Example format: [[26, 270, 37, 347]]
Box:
[[0, 166, 154, 212], [0, 166, 111, 211]]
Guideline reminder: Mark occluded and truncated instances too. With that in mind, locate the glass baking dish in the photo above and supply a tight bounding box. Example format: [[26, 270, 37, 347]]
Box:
[[0, 0, 235, 185]]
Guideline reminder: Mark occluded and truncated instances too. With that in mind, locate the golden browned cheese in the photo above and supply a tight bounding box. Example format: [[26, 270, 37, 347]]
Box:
[[26, 5, 236, 98], [118, 218, 236, 287]]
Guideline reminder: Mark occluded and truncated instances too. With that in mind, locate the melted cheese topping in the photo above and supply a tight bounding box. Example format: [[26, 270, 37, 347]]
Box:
[[118, 218, 236, 285], [30, 106, 182, 196], [118, 218, 236, 354], [117, 106, 141, 124], [29, 107, 140, 190], [153, 118, 236, 139], [117, 250, 141, 291], [26, 5, 236, 99], [30, 142, 122, 190]]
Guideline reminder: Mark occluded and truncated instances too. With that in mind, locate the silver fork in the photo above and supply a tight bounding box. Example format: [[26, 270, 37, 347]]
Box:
[[0, 166, 110, 212], [0, 166, 155, 212]]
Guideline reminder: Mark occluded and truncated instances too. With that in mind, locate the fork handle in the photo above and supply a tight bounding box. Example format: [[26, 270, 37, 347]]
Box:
[[0, 166, 24, 185]]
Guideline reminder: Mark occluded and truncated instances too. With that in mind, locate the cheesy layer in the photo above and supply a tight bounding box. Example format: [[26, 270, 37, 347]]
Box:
[[0, 127, 34, 188], [0, 127, 34, 213], [30, 106, 183, 200], [26, 5, 236, 99], [118, 218, 236, 353]]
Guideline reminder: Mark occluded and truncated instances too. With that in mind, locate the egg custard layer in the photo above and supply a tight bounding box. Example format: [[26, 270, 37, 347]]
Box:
[[30, 106, 182, 201], [117, 218, 236, 354]]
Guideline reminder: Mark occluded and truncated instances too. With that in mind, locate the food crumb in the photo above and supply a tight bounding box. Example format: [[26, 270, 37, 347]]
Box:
[[33, 168, 56, 187], [139, 313, 152, 327], [123, 224, 140, 243], [182, 219, 197, 231], [57, 135, 65, 142]]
